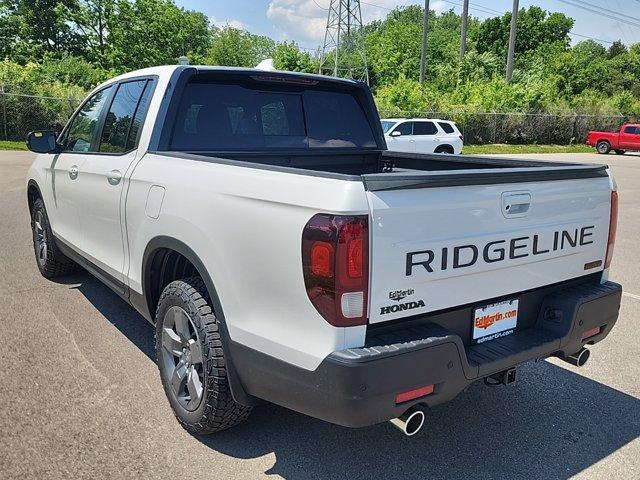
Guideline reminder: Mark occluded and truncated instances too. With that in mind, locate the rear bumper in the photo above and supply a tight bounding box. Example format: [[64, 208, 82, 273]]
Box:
[[231, 279, 622, 428]]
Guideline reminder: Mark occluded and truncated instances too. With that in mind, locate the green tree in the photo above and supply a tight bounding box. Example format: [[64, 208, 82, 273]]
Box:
[[0, 0, 84, 62], [207, 26, 276, 67], [273, 42, 317, 73], [607, 40, 627, 59], [107, 0, 210, 71], [61, 0, 118, 66], [474, 6, 573, 59]]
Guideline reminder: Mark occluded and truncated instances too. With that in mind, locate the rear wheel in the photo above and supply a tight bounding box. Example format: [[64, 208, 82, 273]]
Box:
[[435, 145, 454, 154], [615, 149, 625, 155], [155, 277, 251, 434], [596, 141, 611, 154], [30, 198, 78, 278]]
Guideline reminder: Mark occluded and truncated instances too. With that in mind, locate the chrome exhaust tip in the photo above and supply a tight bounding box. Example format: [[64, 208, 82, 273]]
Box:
[[389, 406, 425, 436], [558, 347, 590, 367]]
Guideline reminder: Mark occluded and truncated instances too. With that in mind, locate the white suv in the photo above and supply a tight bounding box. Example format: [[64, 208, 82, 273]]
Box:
[[381, 118, 463, 154]]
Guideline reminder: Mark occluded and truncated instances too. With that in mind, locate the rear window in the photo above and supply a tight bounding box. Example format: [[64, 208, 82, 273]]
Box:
[[170, 81, 377, 151], [438, 122, 455, 134]]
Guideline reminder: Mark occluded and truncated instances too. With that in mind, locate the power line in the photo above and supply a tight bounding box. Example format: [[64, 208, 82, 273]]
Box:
[[310, 0, 621, 50], [569, 32, 614, 45], [556, 0, 640, 29], [577, 0, 640, 24]]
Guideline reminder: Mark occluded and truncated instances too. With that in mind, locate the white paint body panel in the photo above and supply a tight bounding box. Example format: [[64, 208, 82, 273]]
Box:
[[125, 153, 369, 369], [366, 177, 611, 323]]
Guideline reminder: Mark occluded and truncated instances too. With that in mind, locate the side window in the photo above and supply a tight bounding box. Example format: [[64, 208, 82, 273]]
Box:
[[413, 121, 438, 135], [438, 122, 455, 134], [126, 81, 154, 151], [64, 86, 113, 152], [623, 126, 636, 134], [100, 80, 151, 153], [393, 122, 413, 136]]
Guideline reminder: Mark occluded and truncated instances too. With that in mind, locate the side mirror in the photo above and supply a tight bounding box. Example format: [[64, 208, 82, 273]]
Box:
[[26, 130, 59, 154], [390, 130, 402, 137]]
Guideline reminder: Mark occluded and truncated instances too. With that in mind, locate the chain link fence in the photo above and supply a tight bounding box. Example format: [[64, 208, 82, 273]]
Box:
[[0, 92, 630, 146], [378, 110, 630, 145], [0, 93, 79, 142]]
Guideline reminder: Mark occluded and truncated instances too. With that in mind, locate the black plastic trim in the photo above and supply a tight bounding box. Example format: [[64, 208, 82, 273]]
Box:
[[363, 164, 609, 191], [54, 235, 129, 298]]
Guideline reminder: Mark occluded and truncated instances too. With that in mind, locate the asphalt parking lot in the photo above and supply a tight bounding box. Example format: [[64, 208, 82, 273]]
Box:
[[0, 151, 638, 479]]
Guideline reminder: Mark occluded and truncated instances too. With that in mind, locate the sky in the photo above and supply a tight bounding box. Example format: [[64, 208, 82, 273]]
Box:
[[176, 0, 640, 49]]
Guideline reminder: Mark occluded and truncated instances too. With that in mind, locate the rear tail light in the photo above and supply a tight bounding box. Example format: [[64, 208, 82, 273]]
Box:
[[605, 191, 618, 268], [302, 214, 369, 327]]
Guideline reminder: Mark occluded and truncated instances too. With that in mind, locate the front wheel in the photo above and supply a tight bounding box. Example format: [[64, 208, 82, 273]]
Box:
[[155, 277, 251, 434], [596, 141, 611, 154]]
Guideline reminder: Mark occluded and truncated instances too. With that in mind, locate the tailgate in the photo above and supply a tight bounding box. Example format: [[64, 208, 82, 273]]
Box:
[[364, 166, 613, 324]]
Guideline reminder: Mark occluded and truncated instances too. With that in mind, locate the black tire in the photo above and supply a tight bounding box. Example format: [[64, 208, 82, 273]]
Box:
[[596, 141, 611, 154], [615, 149, 625, 155], [435, 145, 454, 154], [155, 277, 251, 434], [31, 197, 78, 278]]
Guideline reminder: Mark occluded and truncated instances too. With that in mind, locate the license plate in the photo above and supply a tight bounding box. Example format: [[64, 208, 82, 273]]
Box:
[[473, 299, 519, 344]]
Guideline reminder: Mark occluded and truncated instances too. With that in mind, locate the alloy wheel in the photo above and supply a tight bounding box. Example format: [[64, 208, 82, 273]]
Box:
[[33, 210, 47, 265], [160, 306, 205, 412]]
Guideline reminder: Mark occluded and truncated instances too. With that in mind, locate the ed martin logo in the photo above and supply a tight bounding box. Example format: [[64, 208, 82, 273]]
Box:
[[389, 288, 415, 302]]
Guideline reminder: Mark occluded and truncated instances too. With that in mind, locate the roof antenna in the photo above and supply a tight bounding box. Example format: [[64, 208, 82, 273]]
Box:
[[178, 56, 190, 66]]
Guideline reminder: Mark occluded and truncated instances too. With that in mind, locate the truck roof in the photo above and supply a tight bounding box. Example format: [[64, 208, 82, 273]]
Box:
[[95, 65, 359, 92]]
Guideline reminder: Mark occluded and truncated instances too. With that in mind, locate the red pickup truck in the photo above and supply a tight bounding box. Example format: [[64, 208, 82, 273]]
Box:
[[587, 124, 640, 154]]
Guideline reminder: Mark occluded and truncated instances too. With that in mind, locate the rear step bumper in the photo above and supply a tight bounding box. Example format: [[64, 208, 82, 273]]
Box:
[[230, 280, 622, 428]]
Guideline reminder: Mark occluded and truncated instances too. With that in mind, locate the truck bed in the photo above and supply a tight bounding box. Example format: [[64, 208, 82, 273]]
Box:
[[161, 149, 608, 188]]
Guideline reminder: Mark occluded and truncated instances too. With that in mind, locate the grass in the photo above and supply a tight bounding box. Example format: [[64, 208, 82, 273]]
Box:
[[0, 140, 27, 151], [462, 144, 593, 155]]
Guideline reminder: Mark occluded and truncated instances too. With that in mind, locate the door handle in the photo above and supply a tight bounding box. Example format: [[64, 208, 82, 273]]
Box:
[[69, 165, 79, 180], [502, 192, 531, 218], [107, 170, 122, 186]]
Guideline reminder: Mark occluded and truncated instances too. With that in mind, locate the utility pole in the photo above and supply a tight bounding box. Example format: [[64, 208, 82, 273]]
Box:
[[419, 0, 430, 83], [459, 0, 469, 59], [505, 0, 519, 82], [0, 84, 6, 141]]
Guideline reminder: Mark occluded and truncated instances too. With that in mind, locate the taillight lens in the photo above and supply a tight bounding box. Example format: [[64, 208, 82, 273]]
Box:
[[302, 214, 369, 327], [605, 191, 618, 268]]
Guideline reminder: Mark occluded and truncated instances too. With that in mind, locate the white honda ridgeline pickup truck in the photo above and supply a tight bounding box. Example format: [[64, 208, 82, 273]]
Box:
[[26, 66, 622, 436]]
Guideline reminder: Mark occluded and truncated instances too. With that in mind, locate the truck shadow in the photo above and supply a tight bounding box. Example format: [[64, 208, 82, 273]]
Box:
[[66, 272, 640, 480]]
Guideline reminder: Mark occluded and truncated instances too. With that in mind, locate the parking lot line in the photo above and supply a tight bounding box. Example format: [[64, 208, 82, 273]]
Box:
[[623, 292, 640, 301]]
